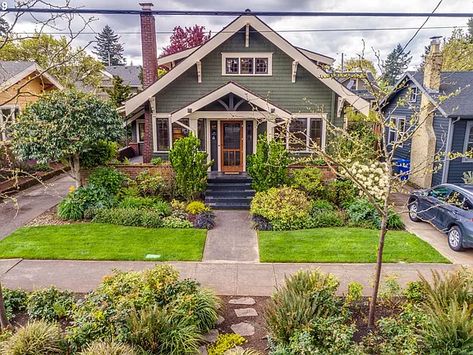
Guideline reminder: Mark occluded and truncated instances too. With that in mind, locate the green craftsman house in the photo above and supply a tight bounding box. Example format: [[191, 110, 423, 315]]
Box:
[[125, 4, 370, 174]]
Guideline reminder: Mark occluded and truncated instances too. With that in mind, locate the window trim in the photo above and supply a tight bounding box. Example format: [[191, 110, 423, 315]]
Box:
[[387, 116, 407, 147], [221, 52, 273, 76], [284, 113, 327, 153], [462, 120, 473, 163], [409, 87, 419, 103], [136, 120, 145, 143], [0, 105, 19, 141]]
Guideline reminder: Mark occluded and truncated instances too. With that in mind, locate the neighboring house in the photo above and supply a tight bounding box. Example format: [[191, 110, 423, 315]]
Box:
[[382, 37, 473, 188], [0, 60, 63, 141], [99, 65, 143, 100], [125, 4, 370, 170]]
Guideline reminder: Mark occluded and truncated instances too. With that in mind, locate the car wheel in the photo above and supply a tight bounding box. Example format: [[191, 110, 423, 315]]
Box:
[[448, 226, 465, 252], [408, 200, 421, 222]]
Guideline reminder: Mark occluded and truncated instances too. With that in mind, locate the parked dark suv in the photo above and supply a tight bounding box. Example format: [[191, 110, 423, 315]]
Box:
[[408, 184, 473, 251]]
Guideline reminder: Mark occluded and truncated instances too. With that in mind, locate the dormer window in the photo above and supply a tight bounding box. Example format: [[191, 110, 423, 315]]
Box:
[[409, 87, 419, 103], [222, 53, 272, 76]]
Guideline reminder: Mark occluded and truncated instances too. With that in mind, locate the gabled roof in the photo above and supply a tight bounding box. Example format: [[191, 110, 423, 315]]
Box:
[[104, 65, 142, 87], [170, 81, 292, 122], [0, 60, 63, 92], [384, 71, 473, 118], [125, 14, 370, 116]]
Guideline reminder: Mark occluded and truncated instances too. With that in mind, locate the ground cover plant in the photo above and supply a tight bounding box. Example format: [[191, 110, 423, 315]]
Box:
[[258, 227, 448, 263], [0, 224, 206, 261], [0, 265, 221, 354]]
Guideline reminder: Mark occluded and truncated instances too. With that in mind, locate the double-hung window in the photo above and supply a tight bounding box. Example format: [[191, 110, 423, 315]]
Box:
[[0, 106, 19, 141], [285, 115, 324, 152], [409, 87, 419, 103], [463, 121, 473, 162], [387, 116, 406, 146], [222, 53, 272, 76]]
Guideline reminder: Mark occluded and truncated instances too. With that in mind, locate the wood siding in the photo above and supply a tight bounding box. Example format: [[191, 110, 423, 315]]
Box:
[[0, 75, 56, 109], [155, 28, 339, 125], [447, 119, 473, 184]]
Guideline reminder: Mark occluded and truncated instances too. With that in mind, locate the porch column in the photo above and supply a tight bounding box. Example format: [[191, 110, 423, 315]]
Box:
[[189, 118, 198, 135]]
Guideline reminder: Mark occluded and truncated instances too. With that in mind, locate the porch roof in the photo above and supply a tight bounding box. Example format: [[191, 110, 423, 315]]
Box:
[[169, 81, 292, 122]]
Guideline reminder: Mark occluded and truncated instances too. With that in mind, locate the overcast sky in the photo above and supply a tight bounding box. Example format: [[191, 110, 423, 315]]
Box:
[[4, 0, 473, 72]]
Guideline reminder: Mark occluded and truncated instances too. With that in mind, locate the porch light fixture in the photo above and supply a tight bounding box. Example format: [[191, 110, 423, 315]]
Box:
[[187, 108, 193, 113]]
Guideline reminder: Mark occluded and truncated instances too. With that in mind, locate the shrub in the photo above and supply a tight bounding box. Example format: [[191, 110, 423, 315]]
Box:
[[306, 210, 344, 229], [185, 201, 208, 215], [346, 198, 378, 229], [247, 135, 290, 192], [169, 135, 212, 200], [265, 269, 340, 345], [345, 282, 363, 306], [57, 184, 114, 220], [162, 215, 193, 229], [118, 196, 171, 216], [171, 199, 187, 212], [290, 167, 325, 199], [193, 211, 216, 230], [88, 167, 125, 195], [151, 157, 163, 166], [127, 305, 200, 355], [403, 281, 425, 304], [27, 287, 75, 322], [324, 179, 358, 207], [80, 140, 118, 169], [207, 334, 246, 355], [135, 170, 167, 197], [309, 199, 336, 215], [252, 214, 272, 231], [1, 321, 64, 355], [92, 208, 163, 228], [79, 340, 137, 355], [250, 187, 310, 230], [3, 288, 27, 320]]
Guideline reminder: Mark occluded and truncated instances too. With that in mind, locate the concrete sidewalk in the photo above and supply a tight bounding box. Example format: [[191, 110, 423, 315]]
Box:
[[0, 174, 73, 239], [0, 259, 461, 296]]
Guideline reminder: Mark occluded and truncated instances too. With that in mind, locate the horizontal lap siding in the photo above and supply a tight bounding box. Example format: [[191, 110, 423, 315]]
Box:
[[432, 114, 449, 186], [155, 29, 336, 123], [447, 119, 473, 183]]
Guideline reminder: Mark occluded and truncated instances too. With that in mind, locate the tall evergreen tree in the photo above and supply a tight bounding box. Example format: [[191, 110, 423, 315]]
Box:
[[381, 44, 412, 86], [93, 25, 125, 66], [106, 76, 131, 107], [0, 18, 9, 37]]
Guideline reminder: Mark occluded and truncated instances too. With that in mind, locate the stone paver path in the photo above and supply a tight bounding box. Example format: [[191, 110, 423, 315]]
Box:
[[0, 174, 73, 239], [0, 259, 462, 296], [203, 211, 259, 262]]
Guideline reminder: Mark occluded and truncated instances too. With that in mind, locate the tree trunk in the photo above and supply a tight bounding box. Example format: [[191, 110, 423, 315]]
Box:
[[0, 283, 10, 330], [368, 210, 389, 329], [70, 154, 81, 188]]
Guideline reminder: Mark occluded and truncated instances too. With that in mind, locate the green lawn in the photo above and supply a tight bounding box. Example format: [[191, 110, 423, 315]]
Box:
[[0, 224, 207, 261], [259, 227, 449, 263]]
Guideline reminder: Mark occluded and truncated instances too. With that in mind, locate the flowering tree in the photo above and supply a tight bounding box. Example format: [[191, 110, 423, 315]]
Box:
[[161, 25, 211, 56], [11, 90, 123, 187]]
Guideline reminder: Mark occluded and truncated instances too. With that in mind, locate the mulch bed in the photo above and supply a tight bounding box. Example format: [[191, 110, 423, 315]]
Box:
[[217, 296, 270, 353], [25, 206, 78, 227]]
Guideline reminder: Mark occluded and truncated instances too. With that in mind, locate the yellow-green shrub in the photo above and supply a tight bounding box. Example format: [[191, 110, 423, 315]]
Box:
[[185, 201, 208, 215], [207, 333, 246, 355]]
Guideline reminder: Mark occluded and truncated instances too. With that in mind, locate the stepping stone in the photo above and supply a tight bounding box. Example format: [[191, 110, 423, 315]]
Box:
[[231, 322, 255, 336], [217, 315, 225, 325], [229, 297, 256, 305], [199, 345, 208, 355], [203, 329, 219, 343], [234, 308, 258, 317], [224, 346, 244, 354]]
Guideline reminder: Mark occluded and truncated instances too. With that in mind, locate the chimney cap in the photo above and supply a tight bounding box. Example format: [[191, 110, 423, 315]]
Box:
[[139, 2, 154, 11]]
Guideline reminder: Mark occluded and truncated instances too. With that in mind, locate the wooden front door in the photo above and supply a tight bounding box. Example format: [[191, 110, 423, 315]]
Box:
[[221, 121, 243, 173]]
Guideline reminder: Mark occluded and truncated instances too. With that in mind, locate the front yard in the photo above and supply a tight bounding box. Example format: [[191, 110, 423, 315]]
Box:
[[0, 223, 207, 261], [259, 227, 449, 263]]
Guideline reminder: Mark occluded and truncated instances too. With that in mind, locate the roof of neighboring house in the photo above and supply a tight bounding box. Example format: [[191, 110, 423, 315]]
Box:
[[103, 65, 142, 87], [0, 60, 63, 92], [126, 14, 370, 116], [335, 71, 378, 101]]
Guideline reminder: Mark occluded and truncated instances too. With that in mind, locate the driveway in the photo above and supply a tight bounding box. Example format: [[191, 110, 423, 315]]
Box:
[[392, 192, 473, 265], [0, 174, 73, 239]]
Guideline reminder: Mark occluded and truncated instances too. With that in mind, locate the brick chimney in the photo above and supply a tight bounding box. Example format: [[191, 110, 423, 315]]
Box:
[[409, 36, 443, 188], [139, 2, 158, 163]]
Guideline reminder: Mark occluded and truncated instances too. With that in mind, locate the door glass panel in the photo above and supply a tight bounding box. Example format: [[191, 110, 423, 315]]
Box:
[[224, 124, 240, 149]]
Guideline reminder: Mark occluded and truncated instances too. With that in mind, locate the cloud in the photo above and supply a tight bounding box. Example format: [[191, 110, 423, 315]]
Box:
[[5, 0, 471, 68]]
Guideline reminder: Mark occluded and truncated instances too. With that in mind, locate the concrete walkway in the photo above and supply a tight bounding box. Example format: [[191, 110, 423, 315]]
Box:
[[0, 174, 74, 239], [0, 259, 462, 296], [203, 211, 259, 262]]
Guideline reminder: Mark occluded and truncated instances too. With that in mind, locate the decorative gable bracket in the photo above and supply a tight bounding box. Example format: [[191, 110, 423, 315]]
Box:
[[292, 61, 298, 83], [196, 60, 202, 83], [245, 23, 250, 48]]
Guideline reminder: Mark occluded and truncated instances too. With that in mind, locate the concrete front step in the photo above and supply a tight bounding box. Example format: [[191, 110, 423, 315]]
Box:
[[205, 189, 255, 197], [205, 174, 255, 210], [207, 202, 251, 210]]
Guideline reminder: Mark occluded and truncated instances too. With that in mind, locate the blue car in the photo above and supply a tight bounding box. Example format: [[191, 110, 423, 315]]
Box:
[[408, 183, 473, 251]]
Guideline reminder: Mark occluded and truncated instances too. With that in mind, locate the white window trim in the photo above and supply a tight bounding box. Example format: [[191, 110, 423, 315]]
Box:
[[286, 114, 327, 153], [388, 116, 406, 147], [153, 113, 171, 153], [136, 119, 145, 143], [409, 87, 419, 103], [0, 105, 19, 141], [462, 120, 473, 163], [221, 52, 273, 76]]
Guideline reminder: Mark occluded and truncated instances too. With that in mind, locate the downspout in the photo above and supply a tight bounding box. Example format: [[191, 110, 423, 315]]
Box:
[[442, 116, 460, 183]]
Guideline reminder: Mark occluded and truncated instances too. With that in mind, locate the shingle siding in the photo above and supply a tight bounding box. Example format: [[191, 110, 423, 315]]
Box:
[[446, 119, 473, 183], [432, 114, 449, 186], [155, 28, 337, 123]]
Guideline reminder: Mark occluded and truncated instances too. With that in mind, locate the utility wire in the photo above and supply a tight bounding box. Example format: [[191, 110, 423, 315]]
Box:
[[3, 7, 473, 17]]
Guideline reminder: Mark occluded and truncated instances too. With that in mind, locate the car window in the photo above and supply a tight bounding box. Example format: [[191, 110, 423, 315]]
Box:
[[447, 191, 473, 210], [428, 186, 452, 201]]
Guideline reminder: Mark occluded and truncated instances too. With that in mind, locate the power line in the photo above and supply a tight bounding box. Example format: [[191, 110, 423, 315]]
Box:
[[4, 8, 473, 17], [12, 25, 469, 36]]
